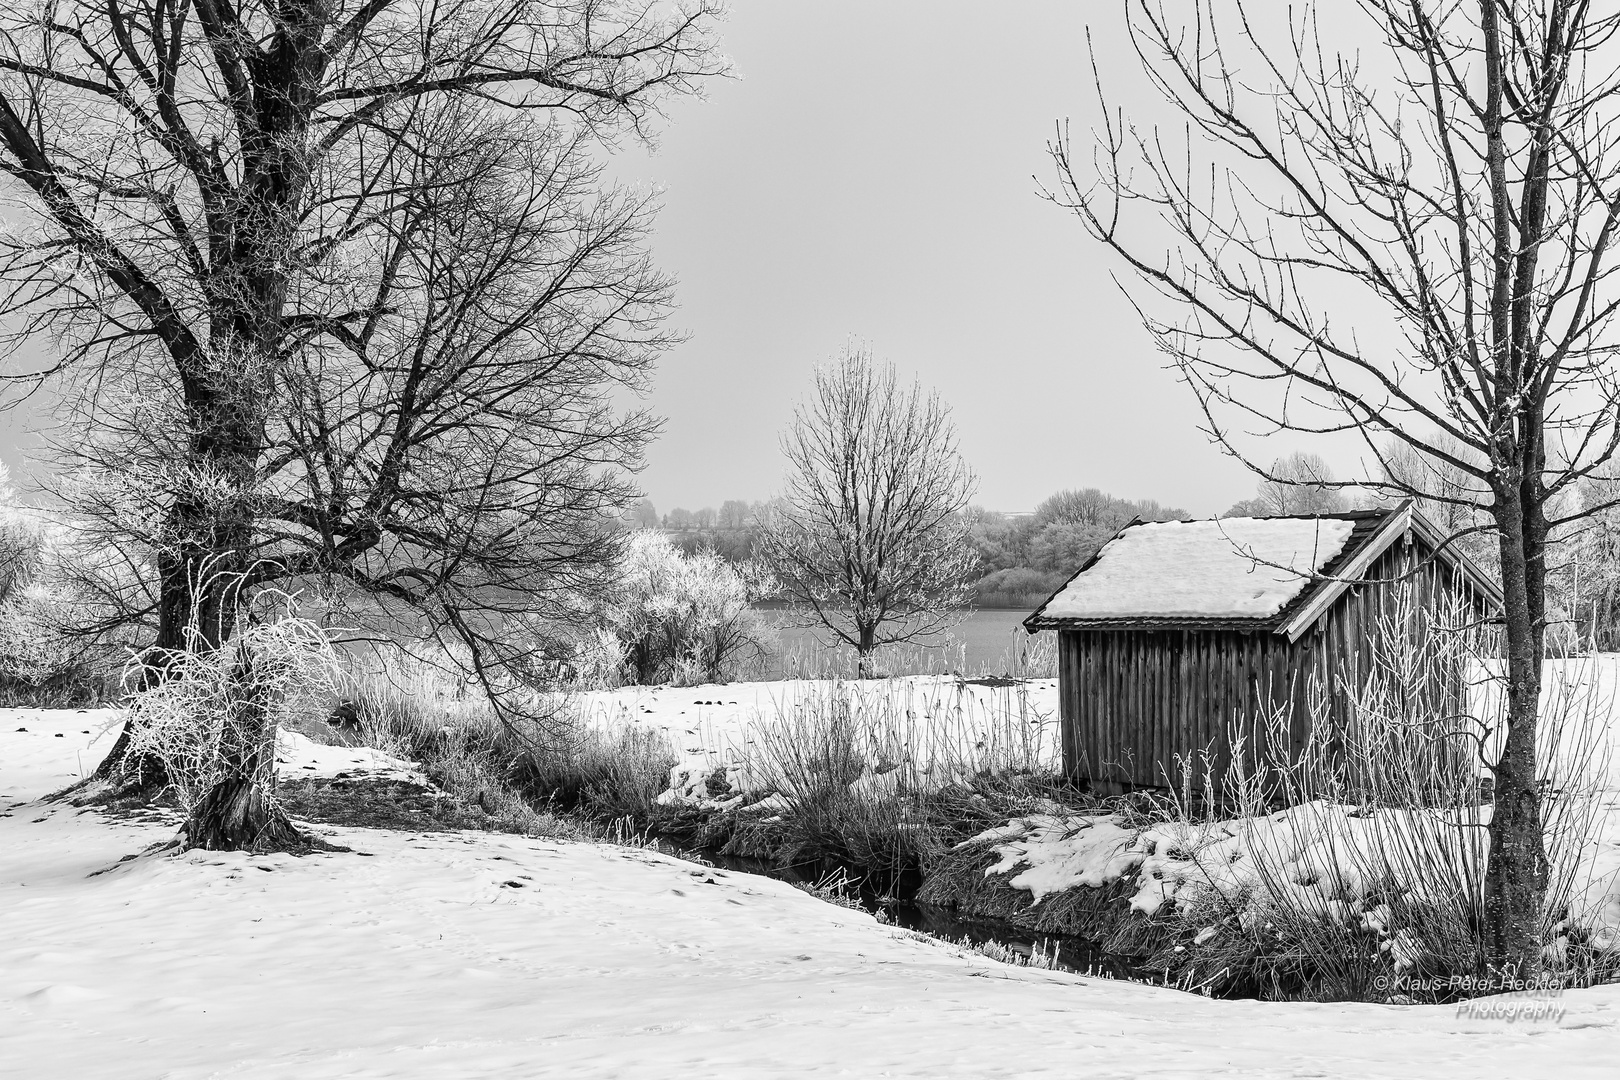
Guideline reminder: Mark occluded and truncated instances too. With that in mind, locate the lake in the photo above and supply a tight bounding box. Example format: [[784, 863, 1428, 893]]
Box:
[[758, 606, 1048, 678]]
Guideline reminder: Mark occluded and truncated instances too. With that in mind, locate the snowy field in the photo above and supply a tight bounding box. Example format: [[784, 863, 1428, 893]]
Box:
[[5, 709, 1620, 1078], [571, 676, 1063, 804]]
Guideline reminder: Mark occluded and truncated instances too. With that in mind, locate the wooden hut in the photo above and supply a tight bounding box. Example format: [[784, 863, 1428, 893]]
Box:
[[1023, 501, 1501, 794]]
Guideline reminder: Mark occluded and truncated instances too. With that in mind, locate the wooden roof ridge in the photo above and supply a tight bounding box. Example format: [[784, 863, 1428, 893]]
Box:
[[1274, 500, 1503, 641]]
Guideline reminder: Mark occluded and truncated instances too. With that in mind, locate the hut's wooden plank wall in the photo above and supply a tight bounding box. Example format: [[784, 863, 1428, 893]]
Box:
[[1058, 532, 1495, 793]]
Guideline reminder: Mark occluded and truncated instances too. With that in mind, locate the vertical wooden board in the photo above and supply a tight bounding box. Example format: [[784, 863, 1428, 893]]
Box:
[[1138, 632, 1151, 787], [1080, 635, 1093, 782], [1206, 633, 1222, 789], [1239, 635, 1252, 778], [1141, 634, 1151, 785], [1133, 632, 1146, 788], [1059, 633, 1073, 777], [1177, 631, 1191, 789], [1072, 634, 1085, 779], [1108, 634, 1121, 786], [1103, 633, 1115, 784], [1071, 633, 1084, 779], [1130, 633, 1141, 787], [1087, 633, 1099, 782], [1220, 634, 1235, 785], [1120, 633, 1133, 787], [1084, 634, 1097, 782], [1101, 633, 1115, 785], [1096, 633, 1107, 784], [1204, 632, 1217, 789], [1158, 634, 1170, 787], [1191, 633, 1204, 790]]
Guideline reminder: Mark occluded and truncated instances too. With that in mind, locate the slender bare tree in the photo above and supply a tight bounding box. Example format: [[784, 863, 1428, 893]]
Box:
[[757, 346, 978, 677], [1225, 451, 1348, 517], [0, 0, 722, 849], [1052, 1, 1620, 969]]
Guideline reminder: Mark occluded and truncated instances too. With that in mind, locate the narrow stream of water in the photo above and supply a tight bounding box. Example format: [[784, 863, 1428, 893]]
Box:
[[658, 842, 1137, 979]]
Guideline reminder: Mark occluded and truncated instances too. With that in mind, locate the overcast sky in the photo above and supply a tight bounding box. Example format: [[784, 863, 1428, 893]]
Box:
[[605, 1, 1266, 518], [0, 2, 1283, 517]]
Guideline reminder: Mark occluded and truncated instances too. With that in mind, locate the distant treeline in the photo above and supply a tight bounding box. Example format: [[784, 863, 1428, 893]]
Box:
[[623, 488, 1188, 611], [966, 489, 1188, 608]]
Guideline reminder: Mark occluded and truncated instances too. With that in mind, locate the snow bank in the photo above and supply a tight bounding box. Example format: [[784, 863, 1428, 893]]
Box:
[[273, 729, 426, 785], [971, 798, 1620, 966], [1040, 516, 1357, 620]]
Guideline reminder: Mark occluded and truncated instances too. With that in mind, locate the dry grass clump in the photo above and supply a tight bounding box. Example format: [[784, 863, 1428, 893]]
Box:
[[330, 650, 679, 838], [515, 723, 679, 823], [715, 678, 1075, 883]]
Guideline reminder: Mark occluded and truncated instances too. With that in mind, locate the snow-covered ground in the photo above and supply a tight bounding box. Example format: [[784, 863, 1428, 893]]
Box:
[[5, 708, 1620, 1078]]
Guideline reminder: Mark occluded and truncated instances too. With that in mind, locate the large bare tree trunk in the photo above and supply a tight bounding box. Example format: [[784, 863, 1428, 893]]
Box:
[[856, 623, 877, 678], [1484, 474, 1552, 968], [182, 648, 309, 852]]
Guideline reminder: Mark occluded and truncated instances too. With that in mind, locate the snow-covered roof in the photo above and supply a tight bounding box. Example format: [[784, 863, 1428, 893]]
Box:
[[1035, 516, 1359, 622]]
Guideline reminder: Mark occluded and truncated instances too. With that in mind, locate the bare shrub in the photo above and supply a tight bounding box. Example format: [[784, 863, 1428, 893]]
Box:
[[339, 653, 507, 759]]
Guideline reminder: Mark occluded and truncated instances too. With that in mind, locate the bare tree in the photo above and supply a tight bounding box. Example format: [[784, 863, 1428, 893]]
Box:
[[1225, 451, 1348, 517], [0, 0, 722, 849], [1381, 435, 1497, 566], [1052, 1, 1620, 968], [757, 346, 978, 676]]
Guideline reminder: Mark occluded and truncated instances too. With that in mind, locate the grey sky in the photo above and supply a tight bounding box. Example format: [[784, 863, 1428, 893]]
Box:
[[0, 2, 1277, 516], [606, 1, 1263, 518]]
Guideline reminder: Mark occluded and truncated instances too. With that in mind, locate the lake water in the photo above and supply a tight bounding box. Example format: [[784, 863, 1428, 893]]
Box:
[[759, 606, 1047, 678]]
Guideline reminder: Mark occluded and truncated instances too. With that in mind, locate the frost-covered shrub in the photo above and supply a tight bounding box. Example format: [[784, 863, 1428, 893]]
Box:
[[0, 501, 122, 705], [123, 609, 342, 813], [596, 531, 776, 686]]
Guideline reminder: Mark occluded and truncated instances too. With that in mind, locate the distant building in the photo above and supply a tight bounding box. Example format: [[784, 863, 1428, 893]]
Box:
[[1024, 501, 1501, 794]]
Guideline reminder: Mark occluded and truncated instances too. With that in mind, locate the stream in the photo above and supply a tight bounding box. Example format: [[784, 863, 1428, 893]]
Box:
[[657, 841, 1137, 979]]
